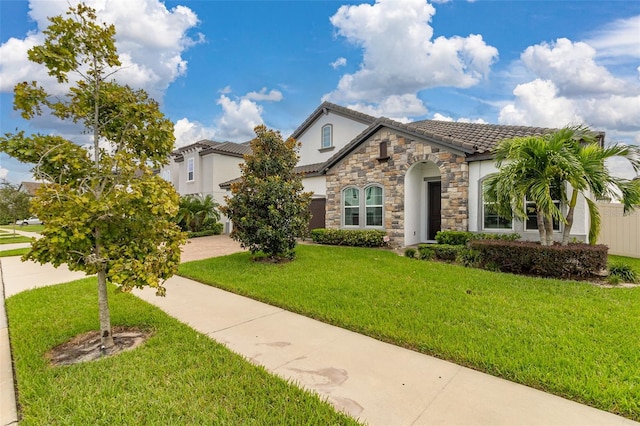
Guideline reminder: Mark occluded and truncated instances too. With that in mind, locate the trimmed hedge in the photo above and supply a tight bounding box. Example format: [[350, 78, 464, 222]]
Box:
[[188, 222, 223, 238], [435, 230, 520, 246], [310, 228, 388, 247], [469, 239, 608, 279]]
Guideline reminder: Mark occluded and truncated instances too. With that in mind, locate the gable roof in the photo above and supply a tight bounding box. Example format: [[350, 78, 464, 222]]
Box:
[[322, 117, 560, 170], [200, 141, 252, 158], [290, 101, 377, 140]]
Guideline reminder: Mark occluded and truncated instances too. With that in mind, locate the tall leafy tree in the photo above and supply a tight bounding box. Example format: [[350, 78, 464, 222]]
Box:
[[0, 4, 186, 350], [484, 126, 640, 246], [0, 181, 31, 234], [221, 125, 311, 260]]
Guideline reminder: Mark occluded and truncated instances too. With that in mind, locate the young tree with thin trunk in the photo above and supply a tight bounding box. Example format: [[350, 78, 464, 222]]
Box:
[[0, 4, 186, 350], [0, 181, 31, 235]]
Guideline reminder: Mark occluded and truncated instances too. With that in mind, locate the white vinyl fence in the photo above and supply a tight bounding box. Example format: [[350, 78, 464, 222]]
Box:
[[597, 202, 640, 258]]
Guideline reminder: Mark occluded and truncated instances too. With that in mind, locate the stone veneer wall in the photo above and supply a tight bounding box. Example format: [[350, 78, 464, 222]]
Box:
[[325, 129, 469, 247]]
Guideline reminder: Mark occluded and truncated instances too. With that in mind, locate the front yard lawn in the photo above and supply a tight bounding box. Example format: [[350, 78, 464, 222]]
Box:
[[6, 279, 359, 425], [0, 235, 31, 244], [0, 248, 30, 257], [179, 244, 640, 421]]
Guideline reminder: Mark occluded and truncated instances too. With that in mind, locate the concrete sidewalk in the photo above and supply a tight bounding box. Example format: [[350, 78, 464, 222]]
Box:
[[1, 243, 639, 425]]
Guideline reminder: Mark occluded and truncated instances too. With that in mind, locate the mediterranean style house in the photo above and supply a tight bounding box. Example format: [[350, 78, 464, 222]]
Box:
[[168, 101, 598, 248]]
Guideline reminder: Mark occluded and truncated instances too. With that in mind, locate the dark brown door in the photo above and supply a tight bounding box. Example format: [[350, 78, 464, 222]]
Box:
[[427, 181, 441, 240], [308, 198, 326, 231]]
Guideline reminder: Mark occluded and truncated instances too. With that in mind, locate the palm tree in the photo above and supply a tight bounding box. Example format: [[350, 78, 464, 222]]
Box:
[[562, 131, 640, 244], [177, 194, 220, 232], [484, 125, 640, 246]]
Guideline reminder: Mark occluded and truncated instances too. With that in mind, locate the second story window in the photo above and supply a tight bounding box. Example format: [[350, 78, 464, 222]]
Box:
[[321, 124, 333, 149], [187, 157, 195, 182]]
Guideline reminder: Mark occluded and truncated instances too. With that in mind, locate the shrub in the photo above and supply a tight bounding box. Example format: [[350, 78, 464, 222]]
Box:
[[310, 229, 388, 247], [433, 244, 463, 261], [404, 248, 417, 258], [435, 230, 521, 246], [435, 231, 472, 246], [468, 240, 608, 279], [456, 247, 481, 268], [417, 244, 435, 260], [188, 223, 223, 238], [608, 263, 638, 283]]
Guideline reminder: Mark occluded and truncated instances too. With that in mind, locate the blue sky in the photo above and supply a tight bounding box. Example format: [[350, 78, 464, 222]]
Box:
[[1, 0, 639, 183]]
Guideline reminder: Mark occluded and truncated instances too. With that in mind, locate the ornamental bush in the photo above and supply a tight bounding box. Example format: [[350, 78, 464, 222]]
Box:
[[310, 229, 388, 247]]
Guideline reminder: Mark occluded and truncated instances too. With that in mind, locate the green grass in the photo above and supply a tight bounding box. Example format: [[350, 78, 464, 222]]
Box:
[[179, 245, 640, 421], [0, 235, 31, 244], [6, 279, 359, 425], [0, 247, 30, 257], [609, 255, 640, 271], [0, 224, 44, 233]]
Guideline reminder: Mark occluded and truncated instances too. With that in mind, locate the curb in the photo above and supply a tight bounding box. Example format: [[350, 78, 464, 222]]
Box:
[[0, 259, 19, 425]]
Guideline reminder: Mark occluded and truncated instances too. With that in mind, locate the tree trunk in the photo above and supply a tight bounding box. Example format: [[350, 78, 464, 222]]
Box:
[[97, 268, 114, 350], [536, 208, 548, 245], [561, 189, 578, 246], [544, 214, 554, 246]]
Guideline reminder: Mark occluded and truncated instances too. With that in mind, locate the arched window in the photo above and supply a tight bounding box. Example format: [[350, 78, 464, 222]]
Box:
[[365, 185, 383, 227], [321, 124, 333, 149], [343, 187, 360, 226], [342, 185, 384, 228]]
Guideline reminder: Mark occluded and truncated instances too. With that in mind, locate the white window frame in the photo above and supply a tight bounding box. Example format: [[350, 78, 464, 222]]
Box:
[[341, 185, 384, 229], [321, 124, 333, 149], [524, 199, 561, 232], [365, 185, 384, 227], [480, 176, 513, 231], [342, 186, 360, 227], [187, 157, 195, 182]]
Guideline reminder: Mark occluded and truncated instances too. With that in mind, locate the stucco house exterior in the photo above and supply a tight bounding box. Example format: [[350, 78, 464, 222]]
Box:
[[161, 139, 250, 205], [283, 102, 596, 247]]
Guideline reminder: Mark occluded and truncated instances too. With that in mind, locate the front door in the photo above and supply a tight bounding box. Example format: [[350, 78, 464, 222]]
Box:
[[427, 181, 441, 240]]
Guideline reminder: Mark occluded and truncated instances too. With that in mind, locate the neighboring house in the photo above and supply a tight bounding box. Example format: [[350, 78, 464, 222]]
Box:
[[270, 102, 596, 247], [161, 140, 251, 227], [18, 181, 42, 196]]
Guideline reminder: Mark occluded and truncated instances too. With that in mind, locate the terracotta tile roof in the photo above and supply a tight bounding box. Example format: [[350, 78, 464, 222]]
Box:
[[290, 101, 377, 139]]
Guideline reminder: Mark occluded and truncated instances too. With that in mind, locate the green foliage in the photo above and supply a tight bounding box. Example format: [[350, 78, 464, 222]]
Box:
[[404, 248, 417, 258], [435, 230, 472, 246], [484, 125, 640, 246], [180, 245, 640, 421], [608, 262, 638, 284], [456, 247, 482, 268], [221, 125, 311, 260], [417, 244, 435, 260], [176, 194, 220, 232], [188, 224, 224, 238], [435, 230, 520, 246], [433, 244, 463, 261], [0, 4, 186, 347], [469, 240, 608, 279], [310, 228, 388, 247], [0, 181, 31, 227]]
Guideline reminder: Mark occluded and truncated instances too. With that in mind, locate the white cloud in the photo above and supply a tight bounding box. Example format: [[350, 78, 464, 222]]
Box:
[[0, 167, 8, 180], [0, 0, 201, 100], [500, 34, 640, 141], [499, 79, 582, 128], [346, 94, 427, 122], [330, 57, 347, 69], [216, 95, 265, 141], [173, 118, 216, 148], [324, 0, 498, 118], [432, 113, 487, 124], [521, 38, 629, 96], [586, 15, 640, 60], [244, 87, 283, 102]]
